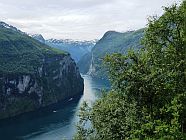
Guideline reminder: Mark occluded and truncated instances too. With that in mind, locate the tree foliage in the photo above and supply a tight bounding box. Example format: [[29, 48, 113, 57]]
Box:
[[74, 1, 186, 140]]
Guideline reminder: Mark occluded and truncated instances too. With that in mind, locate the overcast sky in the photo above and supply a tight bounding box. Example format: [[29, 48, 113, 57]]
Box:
[[0, 0, 181, 40]]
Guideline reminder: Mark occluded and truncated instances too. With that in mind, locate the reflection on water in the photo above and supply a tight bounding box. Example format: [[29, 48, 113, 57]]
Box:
[[0, 75, 110, 140]]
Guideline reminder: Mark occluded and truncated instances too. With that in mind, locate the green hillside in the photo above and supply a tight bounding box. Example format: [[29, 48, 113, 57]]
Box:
[[89, 28, 144, 79], [0, 24, 66, 74], [0, 22, 83, 119]]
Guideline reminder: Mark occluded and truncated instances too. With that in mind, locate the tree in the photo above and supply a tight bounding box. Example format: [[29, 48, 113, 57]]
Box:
[[74, 1, 186, 139]]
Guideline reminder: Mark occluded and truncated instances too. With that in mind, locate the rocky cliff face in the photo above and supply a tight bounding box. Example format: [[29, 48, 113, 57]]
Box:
[[0, 22, 84, 119], [79, 29, 144, 79], [0, 54, 83, 120]]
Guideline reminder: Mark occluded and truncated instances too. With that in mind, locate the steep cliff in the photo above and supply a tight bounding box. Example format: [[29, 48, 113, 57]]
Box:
[[79, 29, 144, 79], [0, 22, 84, 119], [77, 53, 92, 74]]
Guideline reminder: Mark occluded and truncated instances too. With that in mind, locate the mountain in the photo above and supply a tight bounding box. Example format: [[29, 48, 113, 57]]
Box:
[[0, 21, 23, 33], [45, 39, 96, 62], [79, 29, 144, 79], [29, 34, 45, 43], [77, 53, 92, 74], [0, 22, 84, 119], [31, 34, 96, 63]]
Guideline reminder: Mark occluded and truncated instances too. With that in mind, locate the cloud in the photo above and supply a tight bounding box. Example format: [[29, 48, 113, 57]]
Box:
[[0, 0, 181, 40]]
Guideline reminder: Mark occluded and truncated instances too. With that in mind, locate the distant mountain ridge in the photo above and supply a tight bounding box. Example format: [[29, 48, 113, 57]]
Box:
[[29, 34, 45, 43], [0, 21, 23, 33], [46, 39, 96, 62], [47, 38, 96, 45], [30, 34, 96, 62]]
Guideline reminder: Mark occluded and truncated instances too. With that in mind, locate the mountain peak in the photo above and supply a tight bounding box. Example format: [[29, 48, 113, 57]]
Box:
[[0, 21, 11, 28], [29, 34, 45, 43], [0, 21, 21, 33], [47, 38, 97, 45], [101, 30, 123, 40], [105, 30, 120, 34]]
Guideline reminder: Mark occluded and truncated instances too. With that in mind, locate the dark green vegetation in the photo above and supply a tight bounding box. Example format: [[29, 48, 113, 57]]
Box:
[[79, 28, 144, 79], [0, 23, 84, 119], [74, 1, 186, 139], [0, 25, 65, 74]]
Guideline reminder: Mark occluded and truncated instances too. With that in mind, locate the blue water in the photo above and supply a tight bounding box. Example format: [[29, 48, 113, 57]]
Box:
[[0, 75, 110, 140]]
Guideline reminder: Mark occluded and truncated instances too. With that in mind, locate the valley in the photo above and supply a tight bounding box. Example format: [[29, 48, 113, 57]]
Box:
[[0, 75, 110, 140], [0, 1, 185, 139]]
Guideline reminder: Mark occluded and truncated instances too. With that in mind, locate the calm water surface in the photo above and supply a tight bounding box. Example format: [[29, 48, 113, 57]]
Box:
[[0, 75, 110, 140]]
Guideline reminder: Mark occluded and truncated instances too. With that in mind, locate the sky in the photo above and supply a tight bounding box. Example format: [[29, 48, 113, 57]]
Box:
[[0, 0, 181, 40]]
